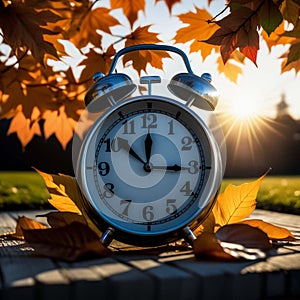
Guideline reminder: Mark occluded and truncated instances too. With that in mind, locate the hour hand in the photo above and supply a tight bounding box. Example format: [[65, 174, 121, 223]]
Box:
[[117, 137, 145, 165], [144, 132, 152, 163]]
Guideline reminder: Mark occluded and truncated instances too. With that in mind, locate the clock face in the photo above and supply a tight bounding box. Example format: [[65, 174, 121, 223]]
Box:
[[77, 96, 221, 242]]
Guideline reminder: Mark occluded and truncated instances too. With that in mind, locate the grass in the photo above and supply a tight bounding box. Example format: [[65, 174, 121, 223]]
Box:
[[0, 171, 299, 214], [221, 176, 300, 215], [0, 171, 50, 210]]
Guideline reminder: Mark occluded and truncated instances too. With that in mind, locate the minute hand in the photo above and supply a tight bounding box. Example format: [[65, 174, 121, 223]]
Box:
[[151, 164, 188, 172]]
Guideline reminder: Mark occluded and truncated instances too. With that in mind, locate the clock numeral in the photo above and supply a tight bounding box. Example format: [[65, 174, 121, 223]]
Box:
[[168, 120, 175, 135], [180, 181, 192, 196], [141, 113, 157, 129], [188, 160, 199, 174], [181, 136, 193, 151], [104, 138, 121, 152], [98, 162, 110, 176], [120, 200, 132, 216], [123, 120, 135, 134], [103, 183, 114, 198], [142, 205, 154, 221], [166, 199, 177, 214]]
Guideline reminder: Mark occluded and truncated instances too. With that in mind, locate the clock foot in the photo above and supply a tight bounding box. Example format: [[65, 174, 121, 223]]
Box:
[[182, 226, 197, 245], [100, 227, 115, 247]]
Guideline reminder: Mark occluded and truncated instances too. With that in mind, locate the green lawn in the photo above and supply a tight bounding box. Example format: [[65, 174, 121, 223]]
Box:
[[0, 171, 299, 214]]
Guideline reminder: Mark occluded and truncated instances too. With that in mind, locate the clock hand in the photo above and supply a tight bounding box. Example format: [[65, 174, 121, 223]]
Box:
[[144, 131, 153, 163], [117, 137, 146, 165], [151, 164, 189, 172]]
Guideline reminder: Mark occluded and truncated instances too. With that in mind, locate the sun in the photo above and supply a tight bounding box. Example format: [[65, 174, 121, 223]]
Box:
[[229, 97, 261, 121]]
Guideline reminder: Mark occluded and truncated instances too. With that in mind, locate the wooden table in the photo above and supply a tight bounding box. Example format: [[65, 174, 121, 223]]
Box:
[[1, 209, 299, 300]]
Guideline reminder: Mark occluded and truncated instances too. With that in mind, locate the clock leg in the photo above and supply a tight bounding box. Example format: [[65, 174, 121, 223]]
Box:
[[100, 227, 115, 247], [182, 226, 197, 245]]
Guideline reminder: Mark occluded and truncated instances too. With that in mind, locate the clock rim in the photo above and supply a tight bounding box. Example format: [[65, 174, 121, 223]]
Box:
[[75, 95, 223, 246]]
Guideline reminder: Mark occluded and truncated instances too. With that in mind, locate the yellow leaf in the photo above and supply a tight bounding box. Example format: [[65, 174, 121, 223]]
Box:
[[217, 56, 243, 83], [193, 211, 215, 236], [240, 219, 295, 241], [34, 169, 102, 236], [213, 171, 269, 228], [15, 216, 47, 239], [34, 168, 82, 214]]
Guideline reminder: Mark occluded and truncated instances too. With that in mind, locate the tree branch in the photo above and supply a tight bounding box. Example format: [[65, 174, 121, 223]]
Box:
[[1, 49, 29, 74]]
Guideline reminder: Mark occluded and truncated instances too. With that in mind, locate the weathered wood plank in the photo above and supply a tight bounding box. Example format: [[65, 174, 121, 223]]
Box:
[[0, 209, 299, 300]]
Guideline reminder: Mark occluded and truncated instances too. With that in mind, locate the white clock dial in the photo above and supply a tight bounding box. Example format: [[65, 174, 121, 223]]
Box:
[[77, 96, 221, 245]]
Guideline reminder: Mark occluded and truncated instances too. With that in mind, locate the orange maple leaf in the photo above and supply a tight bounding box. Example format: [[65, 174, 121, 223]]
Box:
[[7, 106, 41, 148], [79, 46, 116, 82], [155, 0, 182, 13], [70, 7, 120, 48], [111, 0, 145, 27], [0, 3, 61, 65], [123, 25, 170, 74], [43, 106, 76, 150], [174, 7, 219, 60]]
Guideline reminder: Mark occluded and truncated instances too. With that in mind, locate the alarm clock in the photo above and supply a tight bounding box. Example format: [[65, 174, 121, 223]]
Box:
[[73, 44, 225, 247]]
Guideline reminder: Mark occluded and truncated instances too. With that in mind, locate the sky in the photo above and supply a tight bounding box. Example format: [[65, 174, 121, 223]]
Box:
[[62, 0, 300, 120], [110, 0, 300, 119]]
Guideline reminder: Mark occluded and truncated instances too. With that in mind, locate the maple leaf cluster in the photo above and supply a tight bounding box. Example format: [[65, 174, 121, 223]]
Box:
[[2, 169, 295, 261], [0, 0, 299, 149]]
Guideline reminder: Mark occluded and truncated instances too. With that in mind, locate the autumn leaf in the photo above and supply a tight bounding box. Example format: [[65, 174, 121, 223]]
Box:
[[111, 0, 145, 27], [212, 171, 268, 229], [79, 46, 116, 82], [258, 0, 283, 36], [7, 106, 41, 148], [217, 56, 243, 83], [23, 222, 110, 261], [14, 216, 47, 239], [43, 106, 77, 150], [156, 0, 182, 12], [70, 7, 120, 48], [38, 211, 87, 229], [194, 224, 271, 261], [193, 232, 234, 260], [216, 224, 271, 251], [123, 25, 170, 74], [34, 168, 82, 214], [204, 6, 260, 65], [240, 219, 295, 241], [35, 169, 102, 236], [0, 3, 62, 65], [174, 8, 219, 60]]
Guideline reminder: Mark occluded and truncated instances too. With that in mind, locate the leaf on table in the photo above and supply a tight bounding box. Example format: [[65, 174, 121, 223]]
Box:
[[23, 222, 110, 261], [14, 216, 47, 239], [240, 219, 295, 241], [193, 232, 235, 260], [213, 171, 268, 229], [193, 211, 216, 236], [34, 168, 82, 214], [216, 224, 272, 251], [38, 211, 87, 229], [34, 168, 102, 236]]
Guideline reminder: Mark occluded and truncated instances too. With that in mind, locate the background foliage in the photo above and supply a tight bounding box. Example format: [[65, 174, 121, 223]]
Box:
[[0, 0, 299, 148]]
